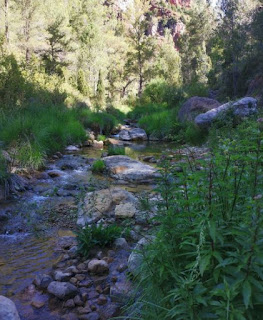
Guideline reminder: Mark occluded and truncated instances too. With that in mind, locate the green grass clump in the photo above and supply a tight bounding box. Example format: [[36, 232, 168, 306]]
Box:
[[108, 145, 126, 156], [76, 224, 123, 257], [91, 159, 105, 173], [77, 109, 118, 135], [138, 110, 176, 140], [0, 106, 86, 169]]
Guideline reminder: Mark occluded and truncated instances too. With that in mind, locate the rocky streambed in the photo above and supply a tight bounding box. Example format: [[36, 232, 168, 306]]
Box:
[[0, 140, 209, 320]]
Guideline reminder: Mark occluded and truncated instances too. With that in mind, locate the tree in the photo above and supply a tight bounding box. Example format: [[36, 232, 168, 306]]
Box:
[[96, 70, 105, 109], [14, 0, 41, 62], [179, 0, 214, 85], [213, 0, 259, 97], [77, 68, 90, 96], [124, 0, 157, 97], [42, 17, 71, 75]]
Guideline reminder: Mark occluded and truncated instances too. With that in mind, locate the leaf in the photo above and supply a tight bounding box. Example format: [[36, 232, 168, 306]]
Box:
[[242, 280, 251, 309], [209, 220, 216, 242], [200, 255, 211, 276]]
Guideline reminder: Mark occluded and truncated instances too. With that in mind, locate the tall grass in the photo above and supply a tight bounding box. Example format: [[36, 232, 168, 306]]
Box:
[[0, 106, 86, 169]]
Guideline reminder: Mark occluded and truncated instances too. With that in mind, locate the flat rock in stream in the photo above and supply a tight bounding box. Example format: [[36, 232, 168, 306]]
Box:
[[103, 156, 160, 183]]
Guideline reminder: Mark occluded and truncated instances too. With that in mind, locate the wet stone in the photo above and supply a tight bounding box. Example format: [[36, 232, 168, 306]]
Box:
[[88, 290, 100, 300], [79, 280, 93, 288], [75, 274, 85, 281], [88, 260, 109, 275], [73, 295, 84, 306], [97, 295, 107, 306], [54, 270, 72, 282], [69, 277, 78, 285], [77, 304, 92, 314], [31, 294, 46, 309], [34, 274, 53, 289], [77, 263, 87, 271], [64, 299, 75, 308], [117, 263, 128, 273]]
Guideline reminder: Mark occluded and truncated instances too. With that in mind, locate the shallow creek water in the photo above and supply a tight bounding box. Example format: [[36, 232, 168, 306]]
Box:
[[0, 141, 178, 319]]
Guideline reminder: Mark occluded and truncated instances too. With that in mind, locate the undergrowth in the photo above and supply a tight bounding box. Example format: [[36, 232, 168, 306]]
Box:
[[129, 119, 263, 320]]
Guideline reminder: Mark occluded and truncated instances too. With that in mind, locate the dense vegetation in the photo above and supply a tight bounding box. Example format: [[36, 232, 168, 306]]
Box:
[[130, 119, 263, 319], [1, 1, 263, 318], [0, 0, 262, 175]]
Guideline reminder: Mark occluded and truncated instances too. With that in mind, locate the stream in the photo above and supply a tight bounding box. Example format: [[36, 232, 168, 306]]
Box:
[[0, 141, 178, 319]]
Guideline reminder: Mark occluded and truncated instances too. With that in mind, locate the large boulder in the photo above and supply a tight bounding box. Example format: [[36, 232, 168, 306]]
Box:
[[195, 97, 258, 128], [47, 281, 78, 300], [119, 128, 147, 141], [0, 296, 20, 320], [103, 156, 161, 183], [178, 96, 220, 122], [77, 187, 138, 225]]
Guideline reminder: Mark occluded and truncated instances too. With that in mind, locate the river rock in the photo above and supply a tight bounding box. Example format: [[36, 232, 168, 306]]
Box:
[[66, 145, 80, 152], [0, 296, 20, 320], [113, 238, 129, 250], [178, 96, 220, 122], [34, 274, 53, 289], [88, 259, 109, 275], [115, 202, 137, 218], [92, 140, 104, 149], [195, 97, 258, 128], [53, 270, 72, 282], [103, 156, 160, 183], [58, 236, 77, 250], [119, 128, 147, 141], [47, 281, 78, 300], [110, 281, 132, 302], [128, 237, 155, 276], [77, 187, 137, 226]]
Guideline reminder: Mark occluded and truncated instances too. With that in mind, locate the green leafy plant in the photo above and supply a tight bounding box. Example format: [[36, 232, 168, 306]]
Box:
[[91, 159, 105, 173], [129, 119, 263, 320], [108, 145, 126, 156], [76, 224, 123, 257]]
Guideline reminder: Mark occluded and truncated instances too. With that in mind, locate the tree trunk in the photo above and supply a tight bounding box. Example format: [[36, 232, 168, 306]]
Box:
[[4, 0, 9, 44]]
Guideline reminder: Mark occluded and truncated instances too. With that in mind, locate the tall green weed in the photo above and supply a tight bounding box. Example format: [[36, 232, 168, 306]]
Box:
[[130, 119, 263, 320]]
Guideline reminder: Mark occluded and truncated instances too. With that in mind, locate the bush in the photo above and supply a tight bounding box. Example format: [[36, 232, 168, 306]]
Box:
[[108, 145, 126, 156], [76, 224, 123, 257], [91, 159, 105, 173], [130, 120, 263, 319]]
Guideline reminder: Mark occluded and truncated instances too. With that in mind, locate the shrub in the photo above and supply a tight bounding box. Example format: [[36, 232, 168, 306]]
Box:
[[108, 145, 126, 156], [91, 159, 105, 173], [76, 224, 123, 257], [130, 120, 263, 320]]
